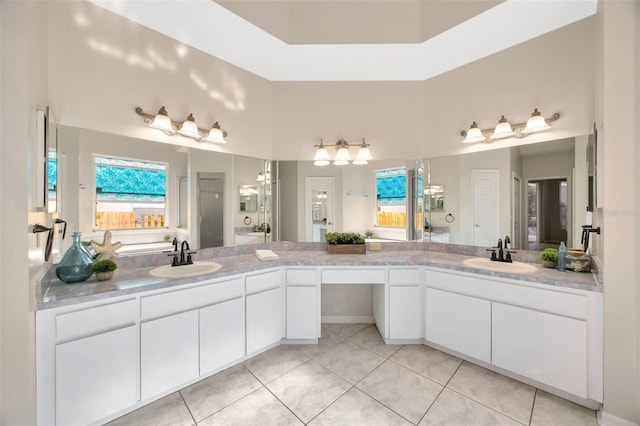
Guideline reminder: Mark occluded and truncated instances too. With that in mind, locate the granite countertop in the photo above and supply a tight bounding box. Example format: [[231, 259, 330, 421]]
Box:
[[38, 250, 601, 310]]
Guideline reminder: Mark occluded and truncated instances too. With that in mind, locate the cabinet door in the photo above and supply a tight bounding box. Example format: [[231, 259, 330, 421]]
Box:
[[200, 297, 245, 374], [492, 302, 588, 398], [141, 310, 199, 400], [286, 286, 317, 339], [246, 288, 282, 354], [56, 325, 137, 426], [389, 286, 421, 339], [425, 287, 491, 363]]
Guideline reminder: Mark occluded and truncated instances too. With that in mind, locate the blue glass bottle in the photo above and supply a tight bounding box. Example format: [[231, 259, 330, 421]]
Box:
[[557, 242, 567, 272], [56, 232, 94, 283]]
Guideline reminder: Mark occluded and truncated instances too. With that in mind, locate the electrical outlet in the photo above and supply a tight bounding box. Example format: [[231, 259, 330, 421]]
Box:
[[369, 242, 381, 251]]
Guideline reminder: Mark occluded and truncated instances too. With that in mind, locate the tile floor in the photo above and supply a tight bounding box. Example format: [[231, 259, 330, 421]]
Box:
[[108, 323, 598, 426]]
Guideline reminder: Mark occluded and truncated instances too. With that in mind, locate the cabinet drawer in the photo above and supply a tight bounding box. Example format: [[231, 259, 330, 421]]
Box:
[[285, 268, 318, 284], [56, 299, 137, 342], [426, 270, 587, 319], [141, 277, 243, 320], [389, 268, 422, 284], [321, 268, 385, 284], [246, 269, 280, 295]]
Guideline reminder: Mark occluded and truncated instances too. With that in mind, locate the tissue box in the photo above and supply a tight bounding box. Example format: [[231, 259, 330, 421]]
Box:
[[566, 253, 591, 272]]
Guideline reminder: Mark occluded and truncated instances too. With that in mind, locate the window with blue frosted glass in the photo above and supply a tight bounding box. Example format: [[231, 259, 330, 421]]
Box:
[[376, 168, 407, 227], [94, 155, 167, 230]]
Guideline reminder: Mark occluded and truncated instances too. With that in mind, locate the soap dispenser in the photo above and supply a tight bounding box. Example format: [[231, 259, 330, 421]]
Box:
[[557, 242, 567, 272]]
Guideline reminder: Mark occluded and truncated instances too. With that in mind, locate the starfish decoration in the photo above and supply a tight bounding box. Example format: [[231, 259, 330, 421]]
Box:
[[90, 231, 123, 260]]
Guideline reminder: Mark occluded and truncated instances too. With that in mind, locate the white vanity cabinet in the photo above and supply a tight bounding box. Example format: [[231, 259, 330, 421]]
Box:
[[245, 269, 284, 354], [492, 302, 588, 398], [425, 268, 602, 404], [387, 268, 423, 340], [285, 268, 319, 340], [37, 298, 139, 426], [200, 296, 245, 374], [425, 287, 491, 362], [141, 310, 199, 399]]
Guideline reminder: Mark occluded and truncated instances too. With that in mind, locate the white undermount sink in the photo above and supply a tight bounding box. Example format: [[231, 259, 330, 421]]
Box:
[[149, 261, 222, 278], [463, 257, 537, 273]]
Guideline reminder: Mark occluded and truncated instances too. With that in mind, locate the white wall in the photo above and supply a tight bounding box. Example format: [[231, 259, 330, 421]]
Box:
[[47, 0, 274, 160], [422, 18, 594, 159], [599, 1, 640, 424], [1, 1, 49, 424]]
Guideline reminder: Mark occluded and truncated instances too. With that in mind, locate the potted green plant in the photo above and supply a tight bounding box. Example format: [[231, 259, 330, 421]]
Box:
[[365, 231, 374, 239], [325, 232, 366, 254], [540, 248, 558, 268], [92, 258, 118, 281]]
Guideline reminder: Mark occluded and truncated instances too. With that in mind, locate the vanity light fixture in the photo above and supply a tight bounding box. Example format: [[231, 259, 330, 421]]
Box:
[[136, 106, 228, 143], [461, 109, 560, 144], [313, 137, 373, 166]]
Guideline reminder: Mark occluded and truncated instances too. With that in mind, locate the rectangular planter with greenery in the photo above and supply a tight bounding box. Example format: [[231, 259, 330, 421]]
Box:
[[325, 232, 366, 254]]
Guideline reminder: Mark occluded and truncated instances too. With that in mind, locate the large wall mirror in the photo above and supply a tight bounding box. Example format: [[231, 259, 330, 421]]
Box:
[[424, 134, 594, 251], [56, 125, 274, 253]]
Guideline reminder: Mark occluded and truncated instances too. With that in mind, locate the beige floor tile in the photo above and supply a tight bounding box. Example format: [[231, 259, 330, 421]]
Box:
[[244, 344, 309, 384], [349, 325, 403, 358], [180, 364, 262, 422], [420, 388, 523, 426], [107, 392, 193, 426], [198, 387, 302, 426], [322, 323, 371, 338], [447, 362, 535, 424], [357, 360, 443, 424], [313, 340, 386, 384], [390, 344, 462, 385], [299, 330, 345, 358], [266, 360, 351, 422], [530, 390, 598, 426], [309, 387, 412, 426]]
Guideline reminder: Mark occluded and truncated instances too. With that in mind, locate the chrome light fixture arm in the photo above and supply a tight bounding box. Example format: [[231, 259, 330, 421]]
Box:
[[460, 111, 560, 142], [135, 107, 229, 143]]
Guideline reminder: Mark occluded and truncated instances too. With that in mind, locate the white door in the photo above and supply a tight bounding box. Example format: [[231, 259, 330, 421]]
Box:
[[492, 302, 587, 397], [246, 287, 283, 354], [200, 297, 246, 374], [425, 287, 491, 363], [305, 177, 335, 242], [512, 173, 522, 249], [141, 311, 199, 399], [471, 170, 499, 247], [56, 326, 138, 426], [286, 286, 318, 339], [389, 286, 422, 339]]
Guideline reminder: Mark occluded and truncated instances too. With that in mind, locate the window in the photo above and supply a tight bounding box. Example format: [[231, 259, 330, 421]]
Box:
[[376, 168, 407, 227], [94, 156, 167, 229]]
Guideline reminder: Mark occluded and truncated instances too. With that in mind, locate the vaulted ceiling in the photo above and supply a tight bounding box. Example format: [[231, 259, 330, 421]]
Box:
[[88, 0, 597, 81]]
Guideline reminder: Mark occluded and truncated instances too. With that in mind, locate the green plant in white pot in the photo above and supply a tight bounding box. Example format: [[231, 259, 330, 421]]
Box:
[[92, 259, 118, 281], [539, 248, 558, 268]]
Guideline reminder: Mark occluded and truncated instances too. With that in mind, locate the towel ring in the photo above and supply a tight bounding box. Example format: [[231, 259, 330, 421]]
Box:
[[244, 216, 252, 225], [445, 213, 455, 223]]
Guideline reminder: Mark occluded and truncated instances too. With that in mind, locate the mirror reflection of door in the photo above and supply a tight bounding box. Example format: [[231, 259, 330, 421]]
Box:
[[512, 173, 522, 249], [527, 177, 570, 250], [305, 177, 334, 242], [198, 173, 224, 248], [471, 170, 499, 247]]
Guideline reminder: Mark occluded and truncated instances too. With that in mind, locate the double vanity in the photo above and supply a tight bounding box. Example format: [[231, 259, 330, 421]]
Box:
[[35, 245, 602, 426]]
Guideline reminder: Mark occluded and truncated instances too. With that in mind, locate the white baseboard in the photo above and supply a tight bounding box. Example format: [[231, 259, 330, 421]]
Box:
[[321, 315, 374, 324], [598, 410, 640, 426]]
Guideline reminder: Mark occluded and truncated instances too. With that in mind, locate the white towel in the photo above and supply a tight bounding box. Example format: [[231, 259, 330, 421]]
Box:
[[256, 249, 279, 261]]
